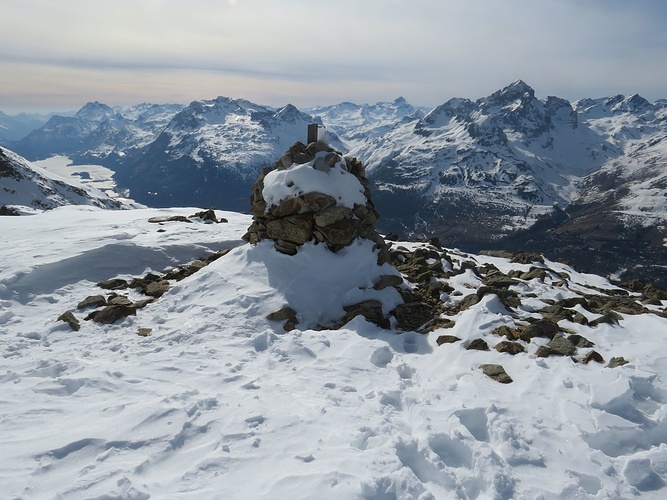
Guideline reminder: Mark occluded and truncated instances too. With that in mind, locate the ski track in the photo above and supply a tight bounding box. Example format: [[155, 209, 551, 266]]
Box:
[[1, 208, 667, 499]]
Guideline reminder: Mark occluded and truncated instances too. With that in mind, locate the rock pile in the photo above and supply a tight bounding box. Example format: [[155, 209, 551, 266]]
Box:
[[243, 141, 389, 264]]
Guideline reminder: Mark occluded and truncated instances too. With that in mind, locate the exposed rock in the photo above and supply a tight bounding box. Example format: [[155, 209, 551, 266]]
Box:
[[582, 350, 604, 364], [589, 311, 623, 327], [607, 356, 629, 368], [391, 301, 434, 331], [148, 215, 191, 223], [568, 334, 594, 348], [190, 209, 221, 223], [511, 252, 544, 265], [86, 304, 137, 324], [519, 319, 561, 341], [436, 335, 461, 345], [138, 328, 152, 337], [77, 295, 106, 309], [547, 334, 577, 356], [57, 311, 80, 331], [373, 274, 404, 290], [342, 300, 389, 329], [495, 341, 525, 355], [492, 325, 517, 339], [466, 338, 490, 351], [0, 205, 20, 216], [458, 293, 481, 311], [536, 346, 552, 358], [267, 306, 300, 331], [479, 364, 513, 384], [267, 306, 298, 323], [419, 317, 456, 333], [145, 280, 170, 298], [108, 295, 133, 307], [97, 278, 129, 290]]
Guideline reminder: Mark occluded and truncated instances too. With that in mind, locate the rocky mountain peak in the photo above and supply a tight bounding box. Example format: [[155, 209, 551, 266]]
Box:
[[74, 101, 115, 122], [485, 80, 536, 107]]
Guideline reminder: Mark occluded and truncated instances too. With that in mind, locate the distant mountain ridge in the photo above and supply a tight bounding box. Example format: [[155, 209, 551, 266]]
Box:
[[8, 83, 667, 285]]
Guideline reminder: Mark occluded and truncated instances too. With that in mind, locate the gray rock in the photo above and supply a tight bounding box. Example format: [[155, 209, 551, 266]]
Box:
[[86, 304, 137, 324], [547, 334, 576, 356], [607, 356, 629, 368], [57, 311, 80, 331], [97, 278, 129, 290], [495, 341, 525, 355], [479, 364, 513, 384], [145, 280, 170, 298], [391, 301, 434, 331], [466, 338, 490, 351], [373, 274, 404, 290], [342, 300, 389, 329], [77, 295, 106, 309], [436, 335, 461, 345]]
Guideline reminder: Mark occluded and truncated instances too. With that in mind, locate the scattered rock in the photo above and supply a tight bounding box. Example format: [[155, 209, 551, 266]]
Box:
[[97, 278, 129, 290], [607, 356, 629, 368], [568, 334, 594, 348], [343, 300, 389, 329], [108, 295, 133, 307], [86, 304, 137, 324], [547, 334, 576, 356], [145, 280, 170, 298], [511, 252, 544, 265], [519, 319, 561, 341], [138, 328, 152, 337], [190, 209, 221, 223], [436, 335, 461, 345], [419, 317, 456, 333], [267, 306, 300, 331], [391, 301, 434, 331], [373, 274, 404, 290], [77, 295, 107, 309], [148, 215, 191, 223], [582, 350, 604, 364], [479, 364, 513, 384], [536, 346, 552, 358], [466, 338, 490, 351], [57, 311, 80, 331], [495, 341, 524, 355]]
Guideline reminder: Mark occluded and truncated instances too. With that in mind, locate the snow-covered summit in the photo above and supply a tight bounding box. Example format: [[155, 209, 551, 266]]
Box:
[[1, 206, 666, 498]]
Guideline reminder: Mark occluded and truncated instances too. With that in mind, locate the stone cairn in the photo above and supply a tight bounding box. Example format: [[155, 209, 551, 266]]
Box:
[[242, 140, 390, 264]]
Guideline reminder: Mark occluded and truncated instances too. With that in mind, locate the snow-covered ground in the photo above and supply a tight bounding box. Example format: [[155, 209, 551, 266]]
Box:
[[1, 207, 667, 499]]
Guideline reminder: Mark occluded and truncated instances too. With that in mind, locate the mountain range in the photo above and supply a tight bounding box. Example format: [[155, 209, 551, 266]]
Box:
[[3, 81, 666, 286]]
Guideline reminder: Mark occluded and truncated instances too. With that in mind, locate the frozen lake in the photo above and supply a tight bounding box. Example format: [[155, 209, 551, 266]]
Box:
[[34, 155, 130, 202]]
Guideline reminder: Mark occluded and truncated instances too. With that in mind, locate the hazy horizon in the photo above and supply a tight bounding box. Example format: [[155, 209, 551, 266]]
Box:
[[2, 0, 666, 114]]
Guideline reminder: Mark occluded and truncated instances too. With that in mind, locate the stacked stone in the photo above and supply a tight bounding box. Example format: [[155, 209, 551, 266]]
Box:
[[243, 141, 389, 264]]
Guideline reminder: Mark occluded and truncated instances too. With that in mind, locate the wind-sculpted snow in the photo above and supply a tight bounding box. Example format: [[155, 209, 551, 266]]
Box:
[[1, 207, 667, 498]]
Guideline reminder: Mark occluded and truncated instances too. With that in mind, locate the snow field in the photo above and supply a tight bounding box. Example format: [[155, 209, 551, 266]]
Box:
[[1, 207, 667, 498]]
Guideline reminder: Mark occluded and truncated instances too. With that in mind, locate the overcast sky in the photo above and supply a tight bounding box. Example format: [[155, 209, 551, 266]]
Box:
[[1, 0, 666, 114]]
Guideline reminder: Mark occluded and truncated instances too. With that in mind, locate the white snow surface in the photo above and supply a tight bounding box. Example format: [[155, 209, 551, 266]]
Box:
[[262, 153, 367, 211], [1, 207, 667, 499]]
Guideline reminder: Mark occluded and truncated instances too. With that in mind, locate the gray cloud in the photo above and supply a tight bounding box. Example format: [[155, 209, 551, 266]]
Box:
[[1, 0, 666, 113]]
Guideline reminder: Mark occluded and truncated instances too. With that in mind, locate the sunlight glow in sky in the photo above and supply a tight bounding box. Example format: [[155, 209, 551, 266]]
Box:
[[1, 0, 666, 113]]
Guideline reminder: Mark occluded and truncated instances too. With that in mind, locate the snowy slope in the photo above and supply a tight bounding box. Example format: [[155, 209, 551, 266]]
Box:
[[114, 97, 344, 209], [0, 147, 125, 211], [1, 206, 667, 499]]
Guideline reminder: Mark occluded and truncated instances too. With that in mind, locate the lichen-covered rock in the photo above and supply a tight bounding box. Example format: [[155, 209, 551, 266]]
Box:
[[436, 335, 461, 345]]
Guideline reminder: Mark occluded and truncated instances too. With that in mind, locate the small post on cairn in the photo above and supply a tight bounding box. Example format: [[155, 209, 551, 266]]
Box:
[[307, 123, 319, 144]]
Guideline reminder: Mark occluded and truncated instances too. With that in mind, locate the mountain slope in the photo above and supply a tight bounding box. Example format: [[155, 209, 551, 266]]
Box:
[[13, 102, 184, 165], [114, 97, 343, 209], [0, 146, 124, 211]]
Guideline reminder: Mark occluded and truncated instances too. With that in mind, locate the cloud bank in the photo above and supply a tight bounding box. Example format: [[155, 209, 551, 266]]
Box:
[[1, 0, 666, 112]]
